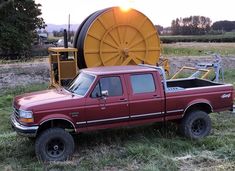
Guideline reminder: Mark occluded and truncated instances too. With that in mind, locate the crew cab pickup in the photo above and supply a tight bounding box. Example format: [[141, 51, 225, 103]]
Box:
[[11, 65, 234, 161]]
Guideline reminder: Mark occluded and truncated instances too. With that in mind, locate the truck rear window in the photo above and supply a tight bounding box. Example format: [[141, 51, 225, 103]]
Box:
[[130, 74, 155, 94]]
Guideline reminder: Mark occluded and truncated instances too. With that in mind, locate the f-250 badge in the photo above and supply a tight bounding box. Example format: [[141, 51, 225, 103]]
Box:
[[221, 93, 231, 98]]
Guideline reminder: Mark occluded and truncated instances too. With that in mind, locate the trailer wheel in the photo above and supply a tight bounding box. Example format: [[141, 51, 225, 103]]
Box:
[[35, 128, 75, 161], [180, 110, 211, 139]]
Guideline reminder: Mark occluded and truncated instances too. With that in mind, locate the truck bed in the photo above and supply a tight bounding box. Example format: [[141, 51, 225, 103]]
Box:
[[167, 78, 221, 90]]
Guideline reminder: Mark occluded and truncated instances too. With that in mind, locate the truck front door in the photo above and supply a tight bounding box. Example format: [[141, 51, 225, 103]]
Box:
[[82, 75, 129, 130]]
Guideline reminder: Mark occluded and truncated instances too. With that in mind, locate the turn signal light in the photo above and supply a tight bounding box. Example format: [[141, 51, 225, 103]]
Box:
[[19, 118, 34, 123]]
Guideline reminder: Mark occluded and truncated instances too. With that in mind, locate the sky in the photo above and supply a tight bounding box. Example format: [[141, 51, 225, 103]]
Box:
[[35, 0, 235, 27]]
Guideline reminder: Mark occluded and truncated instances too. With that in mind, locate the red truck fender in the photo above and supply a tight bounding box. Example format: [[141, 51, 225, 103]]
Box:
[[183, 99, 213, 117], [38, 114, 76, 133]]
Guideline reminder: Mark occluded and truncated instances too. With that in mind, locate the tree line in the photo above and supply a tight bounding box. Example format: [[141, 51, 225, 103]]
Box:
[[212, 20, 235, 32], [171, 16, 211, 35], [169, 16, 235, 35]]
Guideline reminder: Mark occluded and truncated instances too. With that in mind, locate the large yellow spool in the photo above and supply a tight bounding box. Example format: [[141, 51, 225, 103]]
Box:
[[74, 7, 161, 68]]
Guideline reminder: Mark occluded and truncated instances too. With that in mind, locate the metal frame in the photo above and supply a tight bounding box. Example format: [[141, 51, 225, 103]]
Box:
[[171, 53, 224, 83], [48, 47, 78, 87], [171, 66, 212, 80], [138, 64, 169, 92]]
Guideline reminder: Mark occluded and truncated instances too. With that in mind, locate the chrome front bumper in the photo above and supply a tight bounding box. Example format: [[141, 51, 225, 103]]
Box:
[[10, 114, 39, 137]]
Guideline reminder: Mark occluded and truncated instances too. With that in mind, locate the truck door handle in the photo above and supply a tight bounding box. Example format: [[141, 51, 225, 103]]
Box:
[[153, 95, 159, 98], [119, 98, 127, 102]]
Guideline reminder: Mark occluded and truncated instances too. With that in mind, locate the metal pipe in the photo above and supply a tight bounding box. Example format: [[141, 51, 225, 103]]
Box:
[[64, 29, 68, 48], [138, 64, 168, 92], [68, 14, 71, 42]]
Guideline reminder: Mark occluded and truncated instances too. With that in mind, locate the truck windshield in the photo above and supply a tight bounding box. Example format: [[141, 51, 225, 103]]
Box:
[[66, 72, 95, 96]]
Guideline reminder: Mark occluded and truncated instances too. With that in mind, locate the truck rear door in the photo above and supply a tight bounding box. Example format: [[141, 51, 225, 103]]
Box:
[[126, 72, 164, 124]]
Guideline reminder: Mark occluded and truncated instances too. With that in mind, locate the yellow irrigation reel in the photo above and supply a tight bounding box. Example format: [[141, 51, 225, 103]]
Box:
[[49, 7, 169, 87]]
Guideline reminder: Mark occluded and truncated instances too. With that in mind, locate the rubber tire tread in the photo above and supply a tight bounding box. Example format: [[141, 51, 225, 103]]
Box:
[[76, 8, 111, 69], [35, 128, 75, 162], [179, 110, 211, 139], [73, 11, 96, 49]]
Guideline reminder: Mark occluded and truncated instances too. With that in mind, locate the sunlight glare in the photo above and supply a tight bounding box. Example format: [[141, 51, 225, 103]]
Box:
[[119, 0, 134, 12]]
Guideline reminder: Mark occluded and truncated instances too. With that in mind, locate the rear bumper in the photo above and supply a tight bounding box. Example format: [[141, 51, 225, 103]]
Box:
[[10, 114, 38, 137]]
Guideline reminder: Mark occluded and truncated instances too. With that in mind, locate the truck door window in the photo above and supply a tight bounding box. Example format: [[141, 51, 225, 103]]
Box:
[[91, 77, 123, 98], [91, 82, 101, 98], [130, 74, 155, 94]]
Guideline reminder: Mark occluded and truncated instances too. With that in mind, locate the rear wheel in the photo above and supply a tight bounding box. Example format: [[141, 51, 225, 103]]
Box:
[[35, 128, 75, 161], [180, 110, 211, 139]]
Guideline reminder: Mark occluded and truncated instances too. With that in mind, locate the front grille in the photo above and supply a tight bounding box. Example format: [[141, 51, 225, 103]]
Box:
[[13, 107, 20, 119]]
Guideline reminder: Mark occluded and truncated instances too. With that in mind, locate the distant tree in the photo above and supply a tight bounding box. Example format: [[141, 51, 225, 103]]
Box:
[[171, 16, 211, 35], [171, 18, 181, 35], [212, 20, 235, 32], [52, 30, 57, 37], [53, 29, 64, 37], [0, 0, 46, 59], [155, 25, 163, 35], [53, 29, 75, 42]]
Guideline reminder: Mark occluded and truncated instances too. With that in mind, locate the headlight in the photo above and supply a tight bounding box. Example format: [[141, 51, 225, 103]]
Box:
[[19, 110, 34, 123]]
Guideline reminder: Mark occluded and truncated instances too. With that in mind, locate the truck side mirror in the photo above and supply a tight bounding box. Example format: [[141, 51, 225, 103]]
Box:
[[101, 90, 109, 97]]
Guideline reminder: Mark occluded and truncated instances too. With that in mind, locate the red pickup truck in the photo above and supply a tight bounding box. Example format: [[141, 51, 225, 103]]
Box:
[[11, 65, 234, 161]]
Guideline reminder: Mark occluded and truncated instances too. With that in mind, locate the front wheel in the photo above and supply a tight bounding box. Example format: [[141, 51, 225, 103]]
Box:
[[35, 128, 75, 161], [179, 110, 211, 139]]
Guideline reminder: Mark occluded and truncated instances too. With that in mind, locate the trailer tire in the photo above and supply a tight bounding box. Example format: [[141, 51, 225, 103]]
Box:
[[35, 128, 74, 162], [180, 110, 211, 139]]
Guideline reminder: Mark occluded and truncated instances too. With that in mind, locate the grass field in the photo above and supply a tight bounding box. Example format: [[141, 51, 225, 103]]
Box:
[[160, 32, 235, 44], [0, 68, 234, 170], [162, 43, 235, 56]]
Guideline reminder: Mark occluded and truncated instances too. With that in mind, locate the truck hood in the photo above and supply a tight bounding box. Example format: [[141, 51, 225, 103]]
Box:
[[14, 88, 80, 110]]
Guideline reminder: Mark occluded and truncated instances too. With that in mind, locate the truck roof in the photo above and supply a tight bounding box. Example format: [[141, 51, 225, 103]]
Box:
[[82, 65, 156, 75]]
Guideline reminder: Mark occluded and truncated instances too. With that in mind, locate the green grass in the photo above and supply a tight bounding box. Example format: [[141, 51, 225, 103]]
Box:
[[0, 84, 48, 133], [162, 47, 204, 56], [0, 112, 235, 170], [224, 69, 235, 86], [162, 43, 235, 56], [0, 74, 234, 170], [162, 46, 235, 56], [0, 83, 48, 170], [160, 33, 235, 44]]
